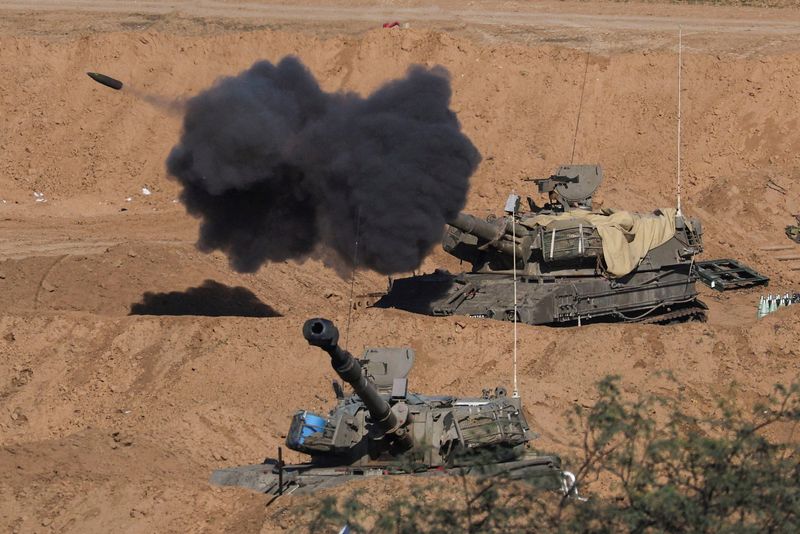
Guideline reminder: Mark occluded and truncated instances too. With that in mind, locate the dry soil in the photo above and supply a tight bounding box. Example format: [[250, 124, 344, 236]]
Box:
[[2, 1, 800, 532]]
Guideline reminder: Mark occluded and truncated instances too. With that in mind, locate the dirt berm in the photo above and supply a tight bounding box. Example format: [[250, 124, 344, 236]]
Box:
[[2, 2, 800, 532]]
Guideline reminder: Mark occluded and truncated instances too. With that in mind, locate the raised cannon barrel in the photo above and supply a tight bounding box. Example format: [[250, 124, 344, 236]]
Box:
[[449, 212, 506, 242], [448, 212, 528, 260], [303, 318, 407, 442]]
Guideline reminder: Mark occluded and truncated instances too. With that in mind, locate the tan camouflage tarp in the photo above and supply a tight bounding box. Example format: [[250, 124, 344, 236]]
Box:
[[520, 208, 677, 277]]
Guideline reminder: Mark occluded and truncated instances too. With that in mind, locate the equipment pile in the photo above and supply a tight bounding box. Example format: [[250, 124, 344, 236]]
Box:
[[757, 293, 800, 319]]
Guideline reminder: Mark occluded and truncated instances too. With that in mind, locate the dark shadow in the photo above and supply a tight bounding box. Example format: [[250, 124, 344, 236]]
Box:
[[373, 269, 456, 314], [130, 280, 281, 317]]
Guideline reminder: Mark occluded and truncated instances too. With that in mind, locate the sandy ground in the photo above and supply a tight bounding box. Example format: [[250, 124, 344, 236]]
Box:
[[2, 1, 800, 532]]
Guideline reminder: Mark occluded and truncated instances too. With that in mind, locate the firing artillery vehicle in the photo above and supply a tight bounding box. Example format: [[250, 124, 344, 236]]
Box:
[[211, 318, 574, 496], [376, 165, 706, 325]]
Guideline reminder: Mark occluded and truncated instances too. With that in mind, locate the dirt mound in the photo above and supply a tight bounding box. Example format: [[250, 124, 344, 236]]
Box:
[[0, 241, 355, 318], [2, 3, 800, 532], [3, 305, 800, 531], [3, 26, 800, 281]]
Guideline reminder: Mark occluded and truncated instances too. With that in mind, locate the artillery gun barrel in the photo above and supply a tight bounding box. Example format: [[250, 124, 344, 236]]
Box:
[[449, 212, 505, 241], [302, 318, 401, 437], [448, 212, 526, 259]]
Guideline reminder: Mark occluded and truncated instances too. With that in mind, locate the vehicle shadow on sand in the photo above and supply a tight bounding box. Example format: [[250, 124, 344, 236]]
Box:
[[129, 279, 281, 317]]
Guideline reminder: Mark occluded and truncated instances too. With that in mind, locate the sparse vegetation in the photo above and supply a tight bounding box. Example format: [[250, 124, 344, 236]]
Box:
[[303, 376, 800, 533]]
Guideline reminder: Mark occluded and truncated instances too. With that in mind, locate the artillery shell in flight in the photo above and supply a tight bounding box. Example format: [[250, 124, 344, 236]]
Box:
[[87, 72, 123, 91]]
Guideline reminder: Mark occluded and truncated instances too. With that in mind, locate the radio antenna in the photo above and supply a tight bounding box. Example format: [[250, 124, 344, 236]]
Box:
[[570, 52, 590, 164], [511, 205, 520, 399], [676, 27, 683, 216], [344, 207, 362, 351]]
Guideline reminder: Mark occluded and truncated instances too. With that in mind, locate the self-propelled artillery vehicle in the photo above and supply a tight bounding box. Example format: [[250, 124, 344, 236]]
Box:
[[376, 164, 706, 325], [210, 318, 575, 496]]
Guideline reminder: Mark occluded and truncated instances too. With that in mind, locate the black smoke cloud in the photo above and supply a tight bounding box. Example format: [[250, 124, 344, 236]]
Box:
[[166, 56, 480, 274]]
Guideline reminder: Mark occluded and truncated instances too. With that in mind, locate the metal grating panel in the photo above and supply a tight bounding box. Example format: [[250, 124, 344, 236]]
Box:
[[695, 258, 769, 291]]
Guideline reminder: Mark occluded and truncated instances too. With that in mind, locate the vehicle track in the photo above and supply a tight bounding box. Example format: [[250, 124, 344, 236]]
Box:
[[2, 0, 800, 37]]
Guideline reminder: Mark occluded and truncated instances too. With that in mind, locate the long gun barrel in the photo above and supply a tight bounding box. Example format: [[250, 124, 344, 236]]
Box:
[[303, 318, 405, 439], [448, 212, 527, 259]]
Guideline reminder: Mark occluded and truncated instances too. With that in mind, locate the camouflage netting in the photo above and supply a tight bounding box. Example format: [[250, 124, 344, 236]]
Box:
[[522, 209, 677, 277]]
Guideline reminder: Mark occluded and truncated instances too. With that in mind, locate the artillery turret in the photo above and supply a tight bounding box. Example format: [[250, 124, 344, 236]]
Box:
[[377, 164, 706, 325], [300, 318, 413, 452], [211, 318, 573, 496]]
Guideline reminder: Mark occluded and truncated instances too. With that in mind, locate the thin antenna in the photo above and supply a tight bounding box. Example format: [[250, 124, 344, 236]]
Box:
[[676, 27, 683, 216], [511, 207, 519, 399], [344, 207, 362, 351], [277, 446, 284, 495], [570, 53, 590, 164]]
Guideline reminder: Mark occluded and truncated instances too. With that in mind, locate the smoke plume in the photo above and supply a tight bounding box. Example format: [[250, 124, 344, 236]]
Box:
[[127, 86, 186, 115], [167, 56, 480, 274]]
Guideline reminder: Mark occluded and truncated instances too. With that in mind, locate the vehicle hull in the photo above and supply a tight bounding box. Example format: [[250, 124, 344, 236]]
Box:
[[376, 267, 706, 325]]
